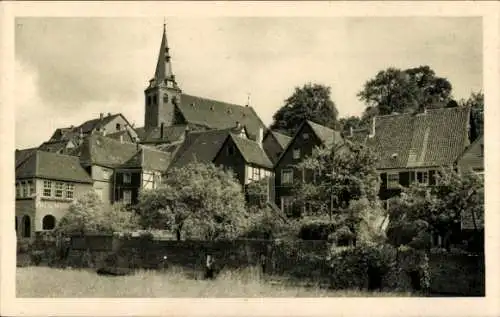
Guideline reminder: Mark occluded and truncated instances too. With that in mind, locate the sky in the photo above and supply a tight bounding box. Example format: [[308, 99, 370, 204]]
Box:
[[14, 17, 482, 149]]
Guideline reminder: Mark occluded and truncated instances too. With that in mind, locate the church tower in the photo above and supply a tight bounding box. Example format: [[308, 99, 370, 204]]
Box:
[[144, 23, 182, 129]]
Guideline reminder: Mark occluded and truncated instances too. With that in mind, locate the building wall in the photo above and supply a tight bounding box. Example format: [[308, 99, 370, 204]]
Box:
[[15, 178, 92, 239], [91, 165, 114, 205], [114, 169, 142, 205], [378, 168, 439, 200], [457, 137, 484, 174], [274, 124, 322, 210], [213, 137, 247, 186], [145, 86, 182, 129], [101, 115, 133, 136]]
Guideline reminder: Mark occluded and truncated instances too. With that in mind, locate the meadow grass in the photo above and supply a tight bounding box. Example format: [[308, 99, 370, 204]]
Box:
[[16, 266, 412, 297]]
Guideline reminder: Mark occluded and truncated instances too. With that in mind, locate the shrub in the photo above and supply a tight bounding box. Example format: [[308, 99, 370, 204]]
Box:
[[299, 216, 336, 240], [243, 206, 294, 239]]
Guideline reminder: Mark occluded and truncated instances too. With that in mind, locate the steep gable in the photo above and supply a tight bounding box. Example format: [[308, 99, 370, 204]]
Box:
[[230, 134, 273, 169]]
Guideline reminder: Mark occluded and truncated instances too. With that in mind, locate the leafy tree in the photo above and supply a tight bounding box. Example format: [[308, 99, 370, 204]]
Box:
[[387, 168, 484, 251], [246, 177, 270, 208], [136, 162, 250, 240], [358, 66, 454, 125], [338, 116, 362, 137], [293, 141, 380, 220], [459, 91, 484, 142], [56, 191, 139, 235], [270, 83, 339, 136]]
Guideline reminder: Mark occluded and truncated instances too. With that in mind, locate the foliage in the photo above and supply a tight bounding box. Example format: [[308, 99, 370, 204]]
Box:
[[357, 66, 454, 127], [298, 216, 336, 240], [338, 116, 363, 137], [293, 141, 380, 219], [55, 191, 140, 236], [270, 83, 339, 136], [243, 206, 292, 239], [136, 162, 250, 240], [387, 168, 484, 250], [246, 177, 270, 208], [459, 91, 483, 142]]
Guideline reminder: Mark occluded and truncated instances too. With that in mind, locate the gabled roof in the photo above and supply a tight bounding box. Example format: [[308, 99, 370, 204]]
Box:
[[140, 124, 188, 144], [274, 120, 343, 167], [16, 150, 92, 183], [457, 134, 484, 163], [230, 134, 273, 169], [38, 140, 75, 154], [78, 135, 141, 168], [307, 120, 343, 146], [363, 107, 471, 169], [78, 113, 122, 134], [177, 94, 266, 141], [121, 147, 172, 172], [15, 147, 38, 168], [270, 131, 292, 149], [168, 129, 232, 169]]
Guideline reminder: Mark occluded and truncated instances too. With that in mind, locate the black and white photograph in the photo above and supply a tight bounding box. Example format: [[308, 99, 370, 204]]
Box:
[[1, 1, 499, 317]]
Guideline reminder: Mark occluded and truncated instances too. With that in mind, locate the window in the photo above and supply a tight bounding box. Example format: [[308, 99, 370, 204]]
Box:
[[163, 94, 169, 103], [102, 170, 110, 179], [15, 183, 21, 198], [153, 95, 157, 105], [147, 96, 151, 105], [293, 149, 301, 160], [123, 173, 132, 184], [415, 171, 429, 185], [123, 190, 132, 205], [22, 215, 31, 238], [387, 173, 400, 189], [116, 123, 121, 131], [227, 145, 235, 156], [281, 196, 294, 216], [281, 169, 293, 185], [21, 181, 28, 197], [42, 215, 56, 230], [480, 144, 484, 157], [43, 180, 52, 197], [15, 217, 18, 232], [65, 183, 74, 199], [28, 181, 34, 196], [302, 133, 309, 140], [252, 167, 261, 181], [55, 182, 64, 198]]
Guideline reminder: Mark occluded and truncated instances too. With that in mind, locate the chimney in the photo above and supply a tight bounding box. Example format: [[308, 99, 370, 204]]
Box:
[[258, 128, 264, 148], [369, 117, 376, 138], [99, 113, 104, 120], [108, 112, 111, 117], [235, 121, 241, 130], [102, 128, 107, 136], [160, 122, 165, 139], [120, 135, 124, 143], [349, 126, 354, 137], [184, 126, 190, 139]]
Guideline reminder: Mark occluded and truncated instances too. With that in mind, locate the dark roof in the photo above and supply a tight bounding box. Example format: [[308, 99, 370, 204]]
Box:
[[307, 120, 343, 146], [141, 124, 188, 144], [121, 147, 172, 171], [48, 127, 75, 142], [270, 131, 292, 149], [38, 140, 76, 154], [78, 113, 122, 134], [230, 134, 273, 169], [457, 134, 484, 162], [135, 127, 147, 140], [364, 107, 471, 169], [15, 147, 38, 168], [78, 135, 141, 168], [168, 129, 231, 169], [177, 94, 266, 140], [16, 150, 92, 183]]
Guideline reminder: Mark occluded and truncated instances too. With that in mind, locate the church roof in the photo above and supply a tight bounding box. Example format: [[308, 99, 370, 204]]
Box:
[[177, 93, 266, 141]]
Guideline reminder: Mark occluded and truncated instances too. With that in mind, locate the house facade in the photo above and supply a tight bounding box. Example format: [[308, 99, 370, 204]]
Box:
[[273, 120, 343, 216], [457, 134, 484, 177], [15, 151, 93, 239]]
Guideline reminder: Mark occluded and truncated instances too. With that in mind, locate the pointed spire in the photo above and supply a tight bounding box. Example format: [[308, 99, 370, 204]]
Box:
[[152, 20, 177, 88]]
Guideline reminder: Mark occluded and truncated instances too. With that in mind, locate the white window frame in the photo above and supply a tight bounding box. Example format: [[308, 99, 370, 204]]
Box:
[[302, 133, 309, 140], [293, 149, 301, 160], [281, 169, 293, 185], [281, 196, 294, 215], [123, 172, 132, 184], [28, 181, 34, 197], [252, 167, 261, 180], [387, 172, 400, 189], [55, 182, 64, 198], [15, 182, 21, 198], [43, 180, 52, 197], [65, 183, 74, 199], [123, 190, 132, 205], [415, 170, 429, 185]]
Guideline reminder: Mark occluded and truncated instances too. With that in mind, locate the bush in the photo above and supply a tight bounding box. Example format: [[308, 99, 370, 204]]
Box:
[[243, 206, 294, 239], [299, 217, 336, 240], [327, 243, 396, 290]]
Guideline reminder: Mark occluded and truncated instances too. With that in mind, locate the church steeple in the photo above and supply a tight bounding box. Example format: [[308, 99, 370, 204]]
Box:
[[144, 21, 182, 130], [150, 22, 178, 90]]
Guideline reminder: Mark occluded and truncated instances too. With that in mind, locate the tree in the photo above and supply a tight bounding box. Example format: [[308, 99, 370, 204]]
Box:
[[459, 91, 483, 142], [387, 168, 484, 251], [56, 191, 139, 235], [338, 116, 362, 137], [270, 83, 339, 136], [293, 141, 381, 219], [357, 66, 454, 126], [136, 162, 250, 240]]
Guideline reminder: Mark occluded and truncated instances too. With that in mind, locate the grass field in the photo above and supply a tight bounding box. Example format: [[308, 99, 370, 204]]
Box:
[[16, 266, 413, 297]]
